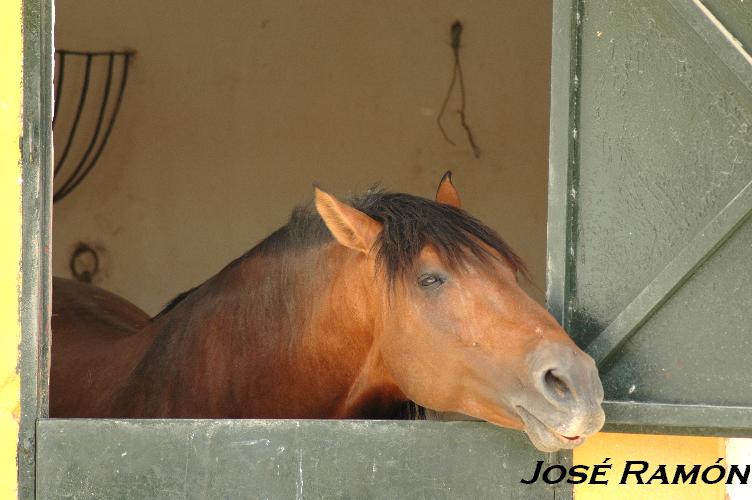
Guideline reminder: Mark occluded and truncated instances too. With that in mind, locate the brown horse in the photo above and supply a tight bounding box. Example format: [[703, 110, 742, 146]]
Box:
[[51, 173, 604, 452]]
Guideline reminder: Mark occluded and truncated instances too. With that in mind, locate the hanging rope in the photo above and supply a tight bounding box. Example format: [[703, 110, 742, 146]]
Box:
[[436, 21, 481, 159]]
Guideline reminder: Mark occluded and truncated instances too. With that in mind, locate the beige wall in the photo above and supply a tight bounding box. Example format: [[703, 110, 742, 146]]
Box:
[[53, 0, 552, 315]]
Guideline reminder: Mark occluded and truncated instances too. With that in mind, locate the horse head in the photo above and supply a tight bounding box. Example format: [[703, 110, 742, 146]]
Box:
[[314, 172, 604, 452]]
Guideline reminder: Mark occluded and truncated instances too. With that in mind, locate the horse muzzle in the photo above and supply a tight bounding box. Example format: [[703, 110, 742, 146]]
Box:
[[515, 342, 606, 452]]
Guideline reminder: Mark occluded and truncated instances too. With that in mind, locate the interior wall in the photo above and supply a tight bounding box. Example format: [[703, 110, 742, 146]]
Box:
[[53, 0, 553, 315]]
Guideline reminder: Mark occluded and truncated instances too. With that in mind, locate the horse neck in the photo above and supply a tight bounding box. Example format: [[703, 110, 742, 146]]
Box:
[[119, 243, 404, 418]]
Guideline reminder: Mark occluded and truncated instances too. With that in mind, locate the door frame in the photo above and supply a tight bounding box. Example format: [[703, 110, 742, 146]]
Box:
[[19, 0, 54, 496], [17, 1, 569, 498]]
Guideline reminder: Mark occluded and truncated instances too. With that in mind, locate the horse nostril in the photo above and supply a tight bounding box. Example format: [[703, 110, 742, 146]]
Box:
[[543, 369, 572, 400]]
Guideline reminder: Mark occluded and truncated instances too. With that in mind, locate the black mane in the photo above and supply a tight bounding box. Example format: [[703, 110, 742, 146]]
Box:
[[153, 189, 526, 319]]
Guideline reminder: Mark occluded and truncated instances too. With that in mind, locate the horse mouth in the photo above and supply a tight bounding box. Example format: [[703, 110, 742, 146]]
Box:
[[515, 406, 586, 451]]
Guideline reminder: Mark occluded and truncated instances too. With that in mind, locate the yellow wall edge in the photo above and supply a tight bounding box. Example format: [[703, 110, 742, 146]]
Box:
[[575, 432, 726, 500], [0, 0, 24, 497]]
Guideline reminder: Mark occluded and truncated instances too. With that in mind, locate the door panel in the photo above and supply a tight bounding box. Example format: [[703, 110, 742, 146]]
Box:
[[601, 217, 752, 407], [548, 0, 752, 434], [37, 420, 559, 499]]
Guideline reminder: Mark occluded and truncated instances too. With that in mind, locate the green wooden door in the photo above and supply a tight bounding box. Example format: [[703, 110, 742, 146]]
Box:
[[549, 0, 752, 435]]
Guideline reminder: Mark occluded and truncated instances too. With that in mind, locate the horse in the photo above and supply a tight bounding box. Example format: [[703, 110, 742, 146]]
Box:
[[50, 172, 605, 452]]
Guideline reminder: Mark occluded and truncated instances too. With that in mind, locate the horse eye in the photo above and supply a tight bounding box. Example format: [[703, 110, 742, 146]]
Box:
[[418, 274, 445, 288]]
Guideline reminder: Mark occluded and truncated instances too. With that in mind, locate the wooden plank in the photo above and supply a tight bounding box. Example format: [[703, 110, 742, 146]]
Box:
[[586, 178, 752, 366], [668, 0, 752, 92], [546, 0, 581, 329], [19, 0, 54, 498], [546, 5, 580, 494], [37, 419, 557, 499], [700, 0, 752, 56], [602, 401, 752, 437]]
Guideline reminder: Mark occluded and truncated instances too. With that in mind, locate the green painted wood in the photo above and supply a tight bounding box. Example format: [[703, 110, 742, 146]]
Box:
[[587, 178, 752, 366], [701, 0, 752, 58], [37, 420, 558, 499], [547, 0, 581, 328], [668, 0, 752, 92], [572, 0, 752, 348], [602, 402, 752, 437], [545, 5, 580, 495], [600, 215, 752, 408], [548, 0, 752, 433], [21, 0, 54, 498]]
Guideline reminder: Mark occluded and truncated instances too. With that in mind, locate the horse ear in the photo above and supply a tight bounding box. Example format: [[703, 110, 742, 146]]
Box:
[[435, 170, 461, 208], [314, 187, 382, 254]]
